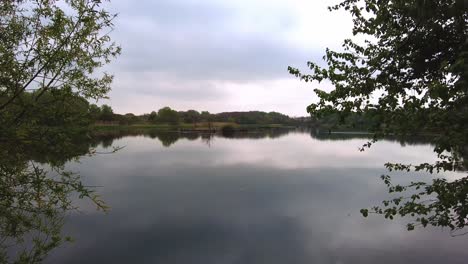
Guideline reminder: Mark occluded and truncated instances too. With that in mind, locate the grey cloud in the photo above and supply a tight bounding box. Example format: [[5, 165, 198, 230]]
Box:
[[96, 0, 335, 115], [116, 34, 315, 82], [113, 72, 226, 101], [112, 0, 234, 27], [111, 0, 294, 31], [108, 0, 315, 82], [134, 82, 224, 101]]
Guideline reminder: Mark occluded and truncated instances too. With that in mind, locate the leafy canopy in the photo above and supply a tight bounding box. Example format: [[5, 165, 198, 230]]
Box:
[[157, 106, 180, 124], [289, 0, 468, 233], [0, 0, 121, 127], [0, 0, 120, 262]]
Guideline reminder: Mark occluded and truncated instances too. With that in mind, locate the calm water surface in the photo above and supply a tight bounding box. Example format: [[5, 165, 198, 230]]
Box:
[[47, 130, 467, 263]]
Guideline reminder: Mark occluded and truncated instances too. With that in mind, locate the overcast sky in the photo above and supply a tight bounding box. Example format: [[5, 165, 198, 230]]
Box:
[[101, 0, 353, 116]]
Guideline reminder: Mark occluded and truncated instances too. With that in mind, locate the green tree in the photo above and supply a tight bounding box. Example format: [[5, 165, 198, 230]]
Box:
[[200, 111, 214, 130], [0, 0, 120, 123], [157, 106, 180, 124], [89, 104, 102, 122], [183, 109, 201, 124], [0, 0, 120, 262], [200, 111, 211, 121], [117, 113, 138, 125], [99, 104, 114, 121], [148, 111, 158, 123], [289, 0, 468, 233]]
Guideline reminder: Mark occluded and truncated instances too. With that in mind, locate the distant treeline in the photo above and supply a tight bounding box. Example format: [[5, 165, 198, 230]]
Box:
[[1, 89, 381, 131], [91, 105, 309, 126], [90, 104, 389, 131]]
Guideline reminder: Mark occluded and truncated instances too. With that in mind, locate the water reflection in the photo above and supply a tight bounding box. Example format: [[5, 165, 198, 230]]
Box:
[[91, 128, 434, 150], [43, 129, 466, 264], [91, 128, 294, 148], [0, 132, 103, 263], [309, 130, 435, 147]]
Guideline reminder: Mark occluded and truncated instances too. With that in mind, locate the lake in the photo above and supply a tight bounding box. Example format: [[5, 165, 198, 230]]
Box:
[[46, 129, 467, 264]]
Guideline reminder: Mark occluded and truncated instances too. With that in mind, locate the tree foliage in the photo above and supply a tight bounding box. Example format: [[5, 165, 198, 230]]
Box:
[[157, 106, 180, 124], [0, 0, 120, 119], [289, 0, 468, 233], [180, 109, 201, 123], [0, 0, 120, 262], [99, 104, 114, 121], [148, 111, 158, 123]]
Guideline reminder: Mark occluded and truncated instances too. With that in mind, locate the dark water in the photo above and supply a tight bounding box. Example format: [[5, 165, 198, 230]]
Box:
[[47, 130, 467, 264]]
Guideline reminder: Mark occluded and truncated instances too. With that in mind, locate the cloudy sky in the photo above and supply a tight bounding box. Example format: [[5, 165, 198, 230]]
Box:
[[101, 0, 353, 116]]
